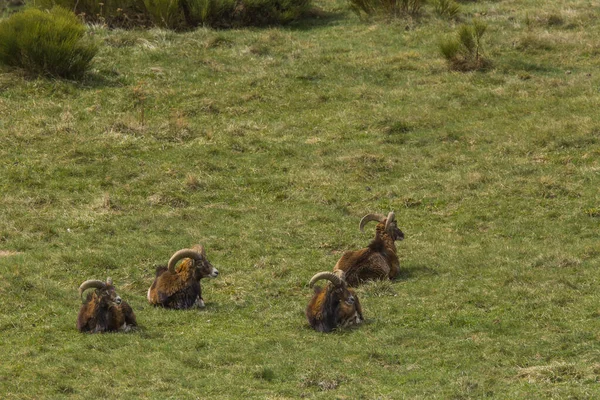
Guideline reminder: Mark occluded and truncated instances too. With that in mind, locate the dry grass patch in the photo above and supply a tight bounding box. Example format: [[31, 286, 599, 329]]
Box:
[[0, 250, 22, 257], [517, 362, 584, 383]]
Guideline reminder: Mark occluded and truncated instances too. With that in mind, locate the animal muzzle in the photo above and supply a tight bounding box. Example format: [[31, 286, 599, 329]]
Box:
[[114, 296, 122, 305], [340, 311, 363, 328], [210, 267, 219, 278]]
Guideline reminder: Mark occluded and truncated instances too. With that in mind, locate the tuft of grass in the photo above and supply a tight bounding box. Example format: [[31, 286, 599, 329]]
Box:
[[585, 208, 600, 218], [517, 362, 583, 383], [546, 13, 564, 27], [516, 33, 555, 52], [143, 0, 185, 29], [349, 0, 425, 19], [205, 34, 235, 48], [254, 366, 276, 381]]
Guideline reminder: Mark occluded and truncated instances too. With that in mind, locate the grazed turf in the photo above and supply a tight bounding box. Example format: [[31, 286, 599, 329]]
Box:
[[1, 0, 599, 398]]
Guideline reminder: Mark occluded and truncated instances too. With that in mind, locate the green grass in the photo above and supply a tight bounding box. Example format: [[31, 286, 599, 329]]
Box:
[[1, 0, 600, 398]]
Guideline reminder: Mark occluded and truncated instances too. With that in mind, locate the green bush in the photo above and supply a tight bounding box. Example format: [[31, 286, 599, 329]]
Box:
[[349, 0, 424, 19], [188, 0, 310, 28], [0, 6, 98, 78], [233, 0, 311, 26], [33, 0, 152, 28], [184, 0, 236, 27], [33, 0, 311, 29], [144, 0, 184, 28], [439, 20, 491, 71], [432, 0, 459, 18]]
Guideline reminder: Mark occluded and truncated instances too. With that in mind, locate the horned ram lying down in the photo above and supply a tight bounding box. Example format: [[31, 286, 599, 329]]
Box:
[[306, 271, 363, 332], [334, 211, 404, 287], [77, 277, 137, 333], [147, 245, 219, 309]]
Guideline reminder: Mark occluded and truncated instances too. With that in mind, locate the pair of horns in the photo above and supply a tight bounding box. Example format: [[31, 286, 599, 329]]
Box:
[[79, 277, 112, 301], [359, 211, 395, 233], [167, 247, 204, 274], [309, 270, 345, 288]]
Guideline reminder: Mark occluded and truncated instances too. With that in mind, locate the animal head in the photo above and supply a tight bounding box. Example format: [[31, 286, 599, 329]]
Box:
[[308, 271, 363, 330], [78, 277, 122, 305], [359, 211, 404, 242], [167, 245, 219, 280]]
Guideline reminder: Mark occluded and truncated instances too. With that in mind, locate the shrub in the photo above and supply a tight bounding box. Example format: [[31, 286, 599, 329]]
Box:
[[439, 20, 491, 71], [0, 6, 98, 78], [33, 0, 152, 28], [144, 0, 184, 29], [432, 0, 459, 18], [349, 0, 424, 19], [184, 0, 311, 28], [33, 0, 311, 28], [232, 0, 311, 26], [184, 0, 237, 27]]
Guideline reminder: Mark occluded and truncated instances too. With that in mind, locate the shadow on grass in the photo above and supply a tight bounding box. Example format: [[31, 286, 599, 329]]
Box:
[[201, 302, 221, 312], [300, 319, 367, 335], [79, 70, 128, 89], [287, 8, 349, 31], [396, 264, 439, 280], [331, 323, 365, 335], [500, 58, 559, 75], [136, 327, 167, 340], [0, 66, 126, 89]]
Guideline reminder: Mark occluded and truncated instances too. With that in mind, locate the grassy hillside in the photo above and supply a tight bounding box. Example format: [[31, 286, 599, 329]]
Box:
[[1, 0, 600, 398]]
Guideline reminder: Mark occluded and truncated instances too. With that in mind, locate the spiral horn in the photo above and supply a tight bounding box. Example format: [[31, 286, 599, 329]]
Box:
[[309, 271, 343, 288], [359, 213, 386, 232], [167, 249, 203, 274], [78, 280, 106, 302]]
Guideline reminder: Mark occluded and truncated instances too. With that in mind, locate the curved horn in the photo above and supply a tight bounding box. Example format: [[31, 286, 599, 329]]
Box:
[[167, 249, 202, 274], [333, 269, 346, 281], [78, 280, 106, 302], [309, 271, 342, 288], [359, 213, 386, 232], [384, 211, 396, 233]]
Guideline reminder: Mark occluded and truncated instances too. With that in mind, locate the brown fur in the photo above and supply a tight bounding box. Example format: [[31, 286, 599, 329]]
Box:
[[334, 218, 404, 287], [147, 244, 218, 309], [76, 284, 136, 333], [306, 282, 363, 333]]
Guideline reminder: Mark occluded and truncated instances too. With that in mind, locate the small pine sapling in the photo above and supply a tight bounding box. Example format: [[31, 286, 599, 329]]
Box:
[[439, 20, 491, 71], [432, 0, 460, 19]]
